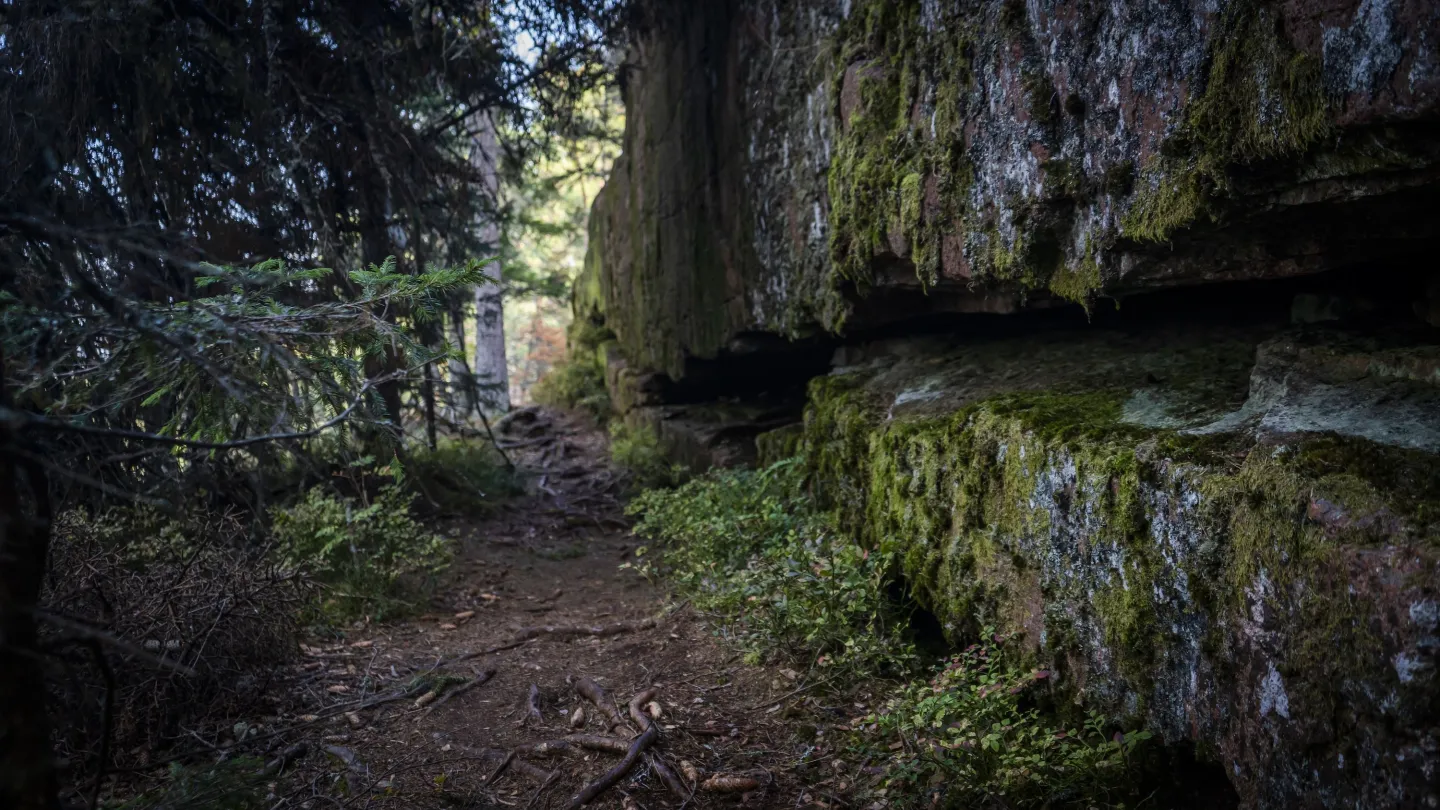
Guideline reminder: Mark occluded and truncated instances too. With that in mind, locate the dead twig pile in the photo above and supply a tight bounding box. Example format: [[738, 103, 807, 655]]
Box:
[[40, 509, 308, 785]]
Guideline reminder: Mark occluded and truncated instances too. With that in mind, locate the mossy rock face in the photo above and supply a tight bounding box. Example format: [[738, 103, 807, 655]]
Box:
[[755, 423, 804, 466], [798, 325, 1440, 809], [580, 0, 1440, 381]]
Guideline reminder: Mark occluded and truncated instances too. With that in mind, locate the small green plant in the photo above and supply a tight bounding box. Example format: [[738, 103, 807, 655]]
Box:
[[608, 420, 686, 489], [120, 757, 268, 809], [857, 633, 1153, 808], [627, 459, 915, 679], [404, 437, 521, 513], [631, 462, 1155, 808], [532, 316, 614, 420], [532, 355, 610, 420], [271, 483, 452, 620]]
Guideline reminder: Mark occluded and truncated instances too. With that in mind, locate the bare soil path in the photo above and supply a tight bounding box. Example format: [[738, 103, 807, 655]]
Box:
[[266, 410, 838, 810]]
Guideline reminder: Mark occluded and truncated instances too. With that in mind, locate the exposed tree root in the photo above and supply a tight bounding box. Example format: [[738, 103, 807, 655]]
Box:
[[561, 686, 674, 809], [515, 619, 656, 643], [565, 723, 658, 809], [572, 676, 628, 732], [524, 683, 543, 724], [511, 758, 557, 782], [485, 751, 516, 785], [701, 774, 762, 793], [626, 688, 657, 732], [520, 739, 574, 756], [646, 752, 689, 800], [563, 734, 630, 754], [446, 619, 655, 667]]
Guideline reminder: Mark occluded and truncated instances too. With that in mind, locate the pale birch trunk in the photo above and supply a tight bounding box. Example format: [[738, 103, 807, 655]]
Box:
[[470, 110, 510, 413]]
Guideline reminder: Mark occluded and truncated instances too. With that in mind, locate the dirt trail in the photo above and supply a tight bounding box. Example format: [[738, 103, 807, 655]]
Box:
[[271, 410, 830, 809]]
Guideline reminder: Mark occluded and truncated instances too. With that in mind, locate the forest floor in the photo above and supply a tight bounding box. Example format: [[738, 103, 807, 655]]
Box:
[[258, 410, 854, 810]]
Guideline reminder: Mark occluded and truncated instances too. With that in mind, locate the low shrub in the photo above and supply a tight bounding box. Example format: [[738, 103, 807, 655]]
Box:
[[630, 463, 1156, 808], [531, 354, 610, 420], [608, 420, 687, 490], [43, 510, 303, 773], [627, 459, 915, 678], [270, 483, 452, 620], [856, 634, 1153, 808], [403, 437, 521, 513], [531, 316, 613, 420]]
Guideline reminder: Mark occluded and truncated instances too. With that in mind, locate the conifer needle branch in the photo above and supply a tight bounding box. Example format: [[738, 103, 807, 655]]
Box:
[[4, 374, 400, 450]]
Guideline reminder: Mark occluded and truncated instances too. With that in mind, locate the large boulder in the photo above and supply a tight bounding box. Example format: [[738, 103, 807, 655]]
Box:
[[796, 323, 1440, 808], [578, 0, 1440, 378], [576, 2, 1440, 805]]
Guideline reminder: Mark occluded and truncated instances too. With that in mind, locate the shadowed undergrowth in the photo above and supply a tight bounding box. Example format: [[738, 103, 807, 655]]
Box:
[[626, 459, 1157, 808]]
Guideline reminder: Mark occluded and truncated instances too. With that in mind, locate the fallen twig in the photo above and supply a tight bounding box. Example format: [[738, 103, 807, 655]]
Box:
[[678, 725, 727, 737], [447, 637, 534, 665], [423, 668, 496, 716], [744, 675, 838, 711], [261, 743, 308, 776], [166, 681, 426, 770], [485, 750, 516, 785], [322, 744, 370, 794], [524, 770, 564, 810], [496, 435, 556, 450], [443, 618, 655, 670]]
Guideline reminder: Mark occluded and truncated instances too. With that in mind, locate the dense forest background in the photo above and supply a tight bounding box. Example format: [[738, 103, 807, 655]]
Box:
[[0, 2, 623, 807]]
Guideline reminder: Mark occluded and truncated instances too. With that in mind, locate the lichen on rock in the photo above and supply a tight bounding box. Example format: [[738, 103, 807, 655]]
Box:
[[794, 326, 1440, 808]]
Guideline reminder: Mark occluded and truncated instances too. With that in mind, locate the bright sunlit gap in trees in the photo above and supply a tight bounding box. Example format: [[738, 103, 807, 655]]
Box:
[[499, 87, 622, 405]]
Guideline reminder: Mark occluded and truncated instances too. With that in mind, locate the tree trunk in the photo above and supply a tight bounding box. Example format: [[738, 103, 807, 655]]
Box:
[[470, 110, 510, 414], [446, 304, 477, 420], [0, 347, 60, 810], [421, 361, 438, 450]]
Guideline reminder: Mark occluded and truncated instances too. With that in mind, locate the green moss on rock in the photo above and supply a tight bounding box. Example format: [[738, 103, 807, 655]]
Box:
[[1123, 3, 1330, 242], [1047, 239, 1104, 309], [827, 0, 971, 291], [755, 423, 804, 466], [796, 354, 1440, 752]]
